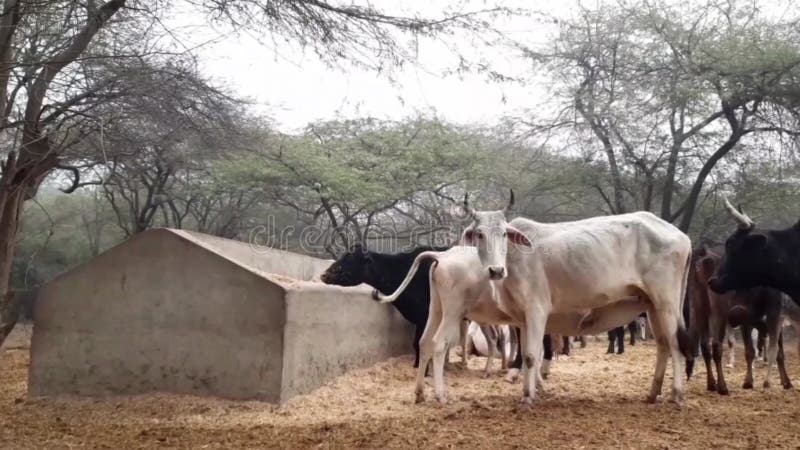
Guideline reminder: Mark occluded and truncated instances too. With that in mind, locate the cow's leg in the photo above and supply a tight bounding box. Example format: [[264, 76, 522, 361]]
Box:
[[725, 325, 736, 368], [578, 335, 587, 348], [753, 322, 767, 362], [742, 323, 755, 389], [459, 319, 469, 365], [505, 327, 523, 384], [520, 306, 548, 406], [763, 311, 782, 389], [638, 316, 647, 341], [541, 334, 553, 380], [710, 314, 729, 395], [562, 335, 571, 357], [629, 320, 637, 346], [645, 311, 670, 403], [413, 324, 423, 369], [700, 331, 715, 392], [606, 328, 617, 354], [776, 332, 793, 389], [617, 327, 626, 354], [431, 303, 464, 405], [481, 325, 498, 377], [415, 290, 443, 404]]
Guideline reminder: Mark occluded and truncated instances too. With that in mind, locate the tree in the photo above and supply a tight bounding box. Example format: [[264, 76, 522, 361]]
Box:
[[0, 0, 511, 346], [519, 0, 800, 231], [219, 117, 493, 256]]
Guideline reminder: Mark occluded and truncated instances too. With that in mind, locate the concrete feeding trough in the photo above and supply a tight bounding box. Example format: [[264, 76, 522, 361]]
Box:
[[28, 228, 413, 403]]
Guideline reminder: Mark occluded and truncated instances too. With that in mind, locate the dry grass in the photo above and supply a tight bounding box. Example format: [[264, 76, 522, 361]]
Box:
[[2, 327, 800, 449]]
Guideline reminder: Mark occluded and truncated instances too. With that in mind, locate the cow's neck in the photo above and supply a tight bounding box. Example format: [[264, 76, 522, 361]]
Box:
[[364, 253, 408, 294]]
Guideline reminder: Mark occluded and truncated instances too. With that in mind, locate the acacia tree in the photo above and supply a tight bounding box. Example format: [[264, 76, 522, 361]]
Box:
[[0, 0, 511, 346], [520, 0, 800, 231], [217, 117, 493, 256]]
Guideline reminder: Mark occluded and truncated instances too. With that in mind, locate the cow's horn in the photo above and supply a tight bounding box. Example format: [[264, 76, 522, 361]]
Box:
[[722, 195, 754, 230], [504, 188, 515, 214], [462, 193, 477, 219]]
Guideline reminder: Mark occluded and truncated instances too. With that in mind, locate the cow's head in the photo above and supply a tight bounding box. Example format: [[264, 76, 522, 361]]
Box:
[[460, 189, 532, 280], [320, 244, 374, 286], [708, 196, 776, 294]]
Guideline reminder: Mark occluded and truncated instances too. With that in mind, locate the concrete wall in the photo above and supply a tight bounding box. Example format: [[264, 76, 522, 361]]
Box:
[[174, 230, 332, 281], [280, 284, 411, 402], [29, 228, 413, 403]]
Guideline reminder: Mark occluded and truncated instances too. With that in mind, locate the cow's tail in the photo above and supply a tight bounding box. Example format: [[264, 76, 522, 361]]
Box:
[[678, 250, 694, 380], [371, 251, 439, 304]]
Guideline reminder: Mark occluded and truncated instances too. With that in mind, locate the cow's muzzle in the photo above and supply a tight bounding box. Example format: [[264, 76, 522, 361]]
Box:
[[488, 266, 506, 280]]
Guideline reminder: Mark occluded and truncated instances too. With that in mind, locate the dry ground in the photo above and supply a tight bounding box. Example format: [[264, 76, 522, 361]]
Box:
[[2, 327, 800, 449]]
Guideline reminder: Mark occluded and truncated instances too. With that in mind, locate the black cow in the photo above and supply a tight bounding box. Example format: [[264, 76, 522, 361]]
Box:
[[320, 244, 449, 368], [708, 196, 800, 304]]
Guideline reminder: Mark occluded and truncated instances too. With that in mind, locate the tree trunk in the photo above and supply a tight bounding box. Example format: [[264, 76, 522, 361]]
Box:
[[660, 142, 681, 219], [677, 133, 743, 232], [0, 185, 24, 348]]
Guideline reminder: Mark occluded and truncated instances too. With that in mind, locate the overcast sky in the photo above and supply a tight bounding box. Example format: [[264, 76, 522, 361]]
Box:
[[166, 0, 795, 133], [165, 1, 569, 132]]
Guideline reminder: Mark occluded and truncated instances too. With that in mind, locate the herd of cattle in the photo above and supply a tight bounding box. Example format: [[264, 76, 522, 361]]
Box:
[[319, 191, 800, 406]]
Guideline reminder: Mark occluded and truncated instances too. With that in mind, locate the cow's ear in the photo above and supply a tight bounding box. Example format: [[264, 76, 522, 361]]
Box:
[[743, 233, 767, 250], [462, 228, 476, 245], [506, 225, 532, 247]]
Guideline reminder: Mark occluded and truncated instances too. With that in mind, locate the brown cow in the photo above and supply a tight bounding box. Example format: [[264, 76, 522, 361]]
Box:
[[690, 243, 792, 393]]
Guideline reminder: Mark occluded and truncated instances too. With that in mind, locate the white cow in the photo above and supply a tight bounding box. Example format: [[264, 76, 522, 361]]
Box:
[[480, 201, 692, 405], [376, 191, 681, 405]]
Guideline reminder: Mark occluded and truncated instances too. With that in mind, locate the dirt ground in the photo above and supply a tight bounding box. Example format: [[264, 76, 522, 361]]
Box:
[[3, 326, 800, 450]]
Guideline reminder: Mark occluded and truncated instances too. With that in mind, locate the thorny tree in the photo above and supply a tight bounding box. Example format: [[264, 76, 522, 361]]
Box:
[[519, 0, 800, 231], [0, 0, 511, 347]]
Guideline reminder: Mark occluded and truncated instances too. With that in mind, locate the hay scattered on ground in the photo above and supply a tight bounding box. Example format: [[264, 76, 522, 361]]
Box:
[[3, 327, 800, 449]]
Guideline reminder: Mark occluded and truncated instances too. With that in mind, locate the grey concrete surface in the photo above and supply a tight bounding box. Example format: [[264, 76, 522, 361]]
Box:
[[28, 228, 412, 403]]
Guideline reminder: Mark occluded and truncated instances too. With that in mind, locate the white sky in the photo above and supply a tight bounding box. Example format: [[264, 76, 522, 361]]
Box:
[[166, 1, 566, 132], [166, 0, 795, 133]]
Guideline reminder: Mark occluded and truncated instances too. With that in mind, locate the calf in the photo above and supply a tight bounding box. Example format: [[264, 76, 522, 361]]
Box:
[[320, 244, 449, 368], [688, 243, 735, 394]]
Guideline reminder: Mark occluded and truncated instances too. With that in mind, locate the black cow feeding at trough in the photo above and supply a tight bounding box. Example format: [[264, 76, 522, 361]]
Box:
[[320, 244, 449, 369]]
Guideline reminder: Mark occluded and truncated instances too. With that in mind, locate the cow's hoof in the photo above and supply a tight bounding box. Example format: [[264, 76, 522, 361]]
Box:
[[717, 384, 729, 396], [645, 394, 659, 404], [415, 391, 425, 404], [482, 371, 493, 379], [504, 369, 520, 384], [743, 380, 754, 390], [519, 396, 535, 406], [783, 381, 793, 390], [763, 380, 772, 389], [706, 381, 717, 392], [435, 395, 447, 406]]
